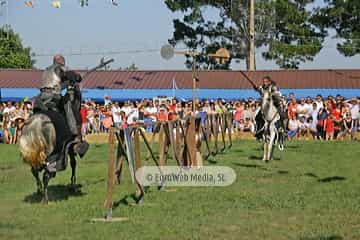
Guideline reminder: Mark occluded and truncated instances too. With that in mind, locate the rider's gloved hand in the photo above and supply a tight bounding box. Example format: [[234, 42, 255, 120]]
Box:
[[66, 71, 82, 83]]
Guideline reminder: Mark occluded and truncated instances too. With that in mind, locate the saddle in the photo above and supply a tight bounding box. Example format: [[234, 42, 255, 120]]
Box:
[[37, 110, 74, 173]]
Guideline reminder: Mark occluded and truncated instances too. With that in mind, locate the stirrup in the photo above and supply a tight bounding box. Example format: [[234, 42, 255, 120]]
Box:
[[74, 141, 89, 158]]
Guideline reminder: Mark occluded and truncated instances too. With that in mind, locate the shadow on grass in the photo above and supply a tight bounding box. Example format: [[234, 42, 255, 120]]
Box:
[[318, 176, 346, 183], [231, 149, 244, 153], [83, 178, 105, 186], [277, 170, 289, 174], [0, 166, 15, 171], [300, 235, 343, 240], [286, 145, 300, 149], [113, 194, 139, 207], [303, 172, 319, 178], [248, 155, 281, 161], [248, 155, 263, 160], [302, 173, 346, 183], [23, 184, 86, 203], [207, 159, 218, 164], [233, 163, 268, 171]]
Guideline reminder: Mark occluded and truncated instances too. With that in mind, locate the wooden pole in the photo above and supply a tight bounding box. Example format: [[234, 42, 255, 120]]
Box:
[[158, 124, 166, 168], [192, 56, 197, 112], [249, 0, 256, 71], [104, 128, 115, 220], [186, 116, 197, 166]]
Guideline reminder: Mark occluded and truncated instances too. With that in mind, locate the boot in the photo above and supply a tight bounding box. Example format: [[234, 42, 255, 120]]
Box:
[[278, 106, 287, 134], [74, 126, 89, 158]]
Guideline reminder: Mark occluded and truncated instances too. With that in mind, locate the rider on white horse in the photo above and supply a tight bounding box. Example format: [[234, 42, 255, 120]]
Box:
[[254, 76, 287, 133], [33, 55, 88, 157]]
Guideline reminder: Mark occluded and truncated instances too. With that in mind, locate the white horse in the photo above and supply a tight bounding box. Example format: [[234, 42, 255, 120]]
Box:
[[19, 113, 77, 203], [260, 88, 282, 161]]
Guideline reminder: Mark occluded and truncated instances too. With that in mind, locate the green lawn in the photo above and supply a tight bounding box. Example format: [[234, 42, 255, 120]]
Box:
[[0, 140, 360, 240]]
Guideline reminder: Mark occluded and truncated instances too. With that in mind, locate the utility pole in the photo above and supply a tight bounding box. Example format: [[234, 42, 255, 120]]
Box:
[[249, 0, 256, 71]]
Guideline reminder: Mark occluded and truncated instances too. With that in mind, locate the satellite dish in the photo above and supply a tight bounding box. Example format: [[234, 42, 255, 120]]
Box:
[[160, 44, 175, 60]]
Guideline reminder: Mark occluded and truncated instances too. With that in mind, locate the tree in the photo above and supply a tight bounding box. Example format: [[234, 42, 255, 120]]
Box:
[[314, 0, 360, 57], [263, 0, 326, 69], [165, 0, 325, 69], [118, 63, 139, 71], [0, 26, 35, 69]]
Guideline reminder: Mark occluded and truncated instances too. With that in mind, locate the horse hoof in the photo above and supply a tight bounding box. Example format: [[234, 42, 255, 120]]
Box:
[[136, 196, 144, 204], [158, 184, 165, 191]]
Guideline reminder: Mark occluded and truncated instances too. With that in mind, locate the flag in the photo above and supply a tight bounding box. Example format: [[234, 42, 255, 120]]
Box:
[[172, 78, 178, 98]]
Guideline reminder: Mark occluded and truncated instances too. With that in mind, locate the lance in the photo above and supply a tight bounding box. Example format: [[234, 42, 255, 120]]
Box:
[[238, 70, 257, 89], [82, 58, 114, 80], [78, 58, 114, 89]]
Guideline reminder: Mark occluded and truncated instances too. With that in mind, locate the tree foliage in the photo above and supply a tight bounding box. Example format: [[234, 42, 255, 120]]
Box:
[[314, 0, 360, 57], [165, 0, 325, 69], [0, 26, 35, 69]]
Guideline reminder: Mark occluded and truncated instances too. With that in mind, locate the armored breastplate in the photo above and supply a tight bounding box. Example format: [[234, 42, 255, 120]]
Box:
[[40, 64, 64, 94]]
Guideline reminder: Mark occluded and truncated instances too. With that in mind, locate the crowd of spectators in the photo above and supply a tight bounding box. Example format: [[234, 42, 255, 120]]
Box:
[[0, 94, 359, 144], [285, 94, 359, 140], [0, 101, 32, 144]]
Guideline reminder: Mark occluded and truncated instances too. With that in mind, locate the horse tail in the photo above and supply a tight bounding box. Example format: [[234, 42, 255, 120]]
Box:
[[19, 114, 55, 168]]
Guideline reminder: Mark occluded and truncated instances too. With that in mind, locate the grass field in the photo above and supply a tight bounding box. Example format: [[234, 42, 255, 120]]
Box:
[[0, 140, 360, 240]]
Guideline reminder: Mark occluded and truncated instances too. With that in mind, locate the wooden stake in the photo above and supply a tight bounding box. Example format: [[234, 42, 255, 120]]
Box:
[[104, 128, 115, 220]]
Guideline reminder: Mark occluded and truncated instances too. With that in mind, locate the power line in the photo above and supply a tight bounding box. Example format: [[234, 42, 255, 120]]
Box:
[[1, 41, 360, 59]]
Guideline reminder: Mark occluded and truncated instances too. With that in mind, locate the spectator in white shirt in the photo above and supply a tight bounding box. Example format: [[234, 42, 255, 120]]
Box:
[[111, 102, 122, 129], [308, 102, 319, 126], [306, 117, 317, 139], [144, 101, 158, 122], [121, 101, 133, 116], [296, 98, 310, 119], [126, 102, 139, 125], [3, 102, 15, 115], [298, 116, 307, 139], [346, 98, 359, 140], [315, 95, 324, 112], [288, 115, 299, 140]]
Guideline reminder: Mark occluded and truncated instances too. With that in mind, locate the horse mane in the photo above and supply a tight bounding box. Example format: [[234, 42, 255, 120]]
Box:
[[261, 88, 278, 122], [19, 114, 56, 168]]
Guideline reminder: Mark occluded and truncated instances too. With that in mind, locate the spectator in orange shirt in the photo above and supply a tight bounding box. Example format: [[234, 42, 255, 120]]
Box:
[[157, 104, 168, 122], [287, 97, 298, 119], [234, 102, 244, 130], [168, 99, 177, 121], [332, 104, 342, 138], [324, 114, 335, 141], [80, 103, 88, 136]]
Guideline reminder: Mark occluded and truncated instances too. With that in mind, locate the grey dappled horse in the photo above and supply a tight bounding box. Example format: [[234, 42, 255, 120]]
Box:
[[19, 113, 77, 203], [260, 88, 284, 161]]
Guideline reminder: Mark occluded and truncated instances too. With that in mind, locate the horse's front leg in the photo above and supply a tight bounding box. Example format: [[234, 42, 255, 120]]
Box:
[[31, 167, 42, 194], [262, 123, 269, 161], [42, 170, 53, 204], [268, 125, 277, 161], [69, 152, 77, 186], [263, 142, 268, 161]]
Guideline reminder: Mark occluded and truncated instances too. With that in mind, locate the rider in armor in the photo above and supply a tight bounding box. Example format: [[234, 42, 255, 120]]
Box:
[[254, 76, 287, 133], [34, 54, 88, 157]]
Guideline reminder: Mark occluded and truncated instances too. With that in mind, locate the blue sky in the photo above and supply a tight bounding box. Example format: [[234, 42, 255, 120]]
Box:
[[2, 0, 360, 70]]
